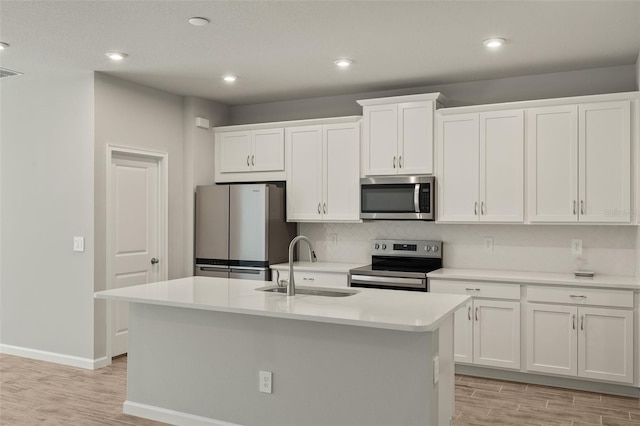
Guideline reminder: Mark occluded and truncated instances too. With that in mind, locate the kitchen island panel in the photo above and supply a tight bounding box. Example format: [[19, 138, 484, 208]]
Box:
[[125, 302, 453, 426]]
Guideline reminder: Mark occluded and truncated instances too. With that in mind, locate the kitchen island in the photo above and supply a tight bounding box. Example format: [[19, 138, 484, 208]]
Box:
[[95, 276, 469, 426]]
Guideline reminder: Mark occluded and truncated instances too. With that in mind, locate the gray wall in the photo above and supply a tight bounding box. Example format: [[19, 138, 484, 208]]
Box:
[[93, 73, 186, 358], [182, 97, 230, 277], [0, 69, 96, 358], [230, 64, 637, 124]]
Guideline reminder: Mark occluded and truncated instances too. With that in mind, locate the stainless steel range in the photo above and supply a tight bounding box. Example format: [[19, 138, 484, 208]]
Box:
[[348, 239, 443, 292]]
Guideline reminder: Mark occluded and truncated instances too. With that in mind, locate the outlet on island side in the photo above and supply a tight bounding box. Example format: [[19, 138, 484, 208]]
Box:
[[571, 239, 583, 255], [259, 370, 272, 394]]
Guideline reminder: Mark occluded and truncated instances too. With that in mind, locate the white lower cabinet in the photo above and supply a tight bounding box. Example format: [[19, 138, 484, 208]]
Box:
[[431, 280, 520, 369], [526, 303, 633, 384]]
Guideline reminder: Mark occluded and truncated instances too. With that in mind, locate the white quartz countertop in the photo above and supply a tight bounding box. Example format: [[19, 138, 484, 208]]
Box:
[[95, 277, 469, 332], [428, 268, 640, 290], [270, 261, 365, 273]]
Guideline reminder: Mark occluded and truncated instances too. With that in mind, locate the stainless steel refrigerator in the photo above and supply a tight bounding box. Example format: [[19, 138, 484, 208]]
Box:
[[195, 183, 297, 281]]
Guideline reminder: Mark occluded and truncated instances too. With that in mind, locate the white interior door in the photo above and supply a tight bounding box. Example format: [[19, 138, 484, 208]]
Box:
[[110, 154, 162, 357]]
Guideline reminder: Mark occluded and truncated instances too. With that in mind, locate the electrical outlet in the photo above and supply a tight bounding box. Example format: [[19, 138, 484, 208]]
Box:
[[483, 237, 493, 252], [73, 236, 84, 252], [328, 233, 338, 247], [259, 370, 272, 394], [571, 239, 583, 255], [433, 355, 440, 384]]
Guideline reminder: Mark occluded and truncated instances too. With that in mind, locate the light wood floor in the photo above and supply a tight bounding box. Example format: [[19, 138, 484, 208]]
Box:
[[2, 353, 640, 426]]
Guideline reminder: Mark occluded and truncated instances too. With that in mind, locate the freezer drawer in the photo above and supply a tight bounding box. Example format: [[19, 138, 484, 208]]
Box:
[[195, 266, 230, 279]]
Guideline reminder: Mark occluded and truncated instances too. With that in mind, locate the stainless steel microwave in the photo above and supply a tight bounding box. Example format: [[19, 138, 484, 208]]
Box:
[[360, 176, 435, 220]]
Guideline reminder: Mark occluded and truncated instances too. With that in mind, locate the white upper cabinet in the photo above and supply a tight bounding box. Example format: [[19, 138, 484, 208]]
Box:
[[438, 113, 479, 222], [437, 109, 524, 223], [358, 93, 445, 177], [287, 119, 360, 222], [528, 100, 631, 223], [215, 127, 285, 182]]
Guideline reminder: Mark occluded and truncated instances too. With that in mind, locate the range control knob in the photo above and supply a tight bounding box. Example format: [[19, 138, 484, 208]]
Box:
[[433, 245, 439, 252], [381, 244, 387, 250], [374, 243, 380, 250], [425, 245, 431, 252]]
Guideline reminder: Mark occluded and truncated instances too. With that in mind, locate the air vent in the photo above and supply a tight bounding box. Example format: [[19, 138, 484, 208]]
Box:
[[0, 67, 23, 79]]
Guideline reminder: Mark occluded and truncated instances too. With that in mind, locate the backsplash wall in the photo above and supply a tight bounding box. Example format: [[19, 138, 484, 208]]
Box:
[[298, 222, 637, 277]]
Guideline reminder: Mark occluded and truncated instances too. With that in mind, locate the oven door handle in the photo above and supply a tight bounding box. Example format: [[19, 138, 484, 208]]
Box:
[[350, 274, 426, 288], [414, 184, 420, 213]]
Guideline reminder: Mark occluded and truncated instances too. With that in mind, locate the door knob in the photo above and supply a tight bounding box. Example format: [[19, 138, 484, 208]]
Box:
[[151, 258, 159, 265]]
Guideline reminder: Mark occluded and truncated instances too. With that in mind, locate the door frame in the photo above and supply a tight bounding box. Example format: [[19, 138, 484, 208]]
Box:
[[105, 144, 169, 359]]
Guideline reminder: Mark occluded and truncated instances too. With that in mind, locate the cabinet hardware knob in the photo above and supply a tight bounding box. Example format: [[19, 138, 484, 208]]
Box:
[[474, 202, 478, 215], [580, 315, 584, 331], [475, 306, 479, 321], [318, 203, 321, 214], [251, 155, 255, 166], [580, 200, 584, 215], [467, 305, 471, 321], [150, 257, 159, 265], [481, 202, 485, 215], [399, 156, 403, 168], [573, 200, 577, 215], [569, 295, 586, 300], [323, 202, 327, 214], [247, 156, 250, 166], [393, 156, 396, 168], [572, 314, 576, 330]]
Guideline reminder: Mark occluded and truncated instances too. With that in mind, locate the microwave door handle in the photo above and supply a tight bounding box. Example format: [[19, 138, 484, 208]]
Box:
[[414, 184, 420, 213]]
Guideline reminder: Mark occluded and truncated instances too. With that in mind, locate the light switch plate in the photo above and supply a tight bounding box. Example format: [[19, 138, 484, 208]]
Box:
[[73, 236, 84, 252], [483, 237, 493, 252]]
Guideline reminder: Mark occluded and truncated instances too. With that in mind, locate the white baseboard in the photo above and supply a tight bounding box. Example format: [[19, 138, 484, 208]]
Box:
[[0, 344, 111, 370], [124, 401, 241, 426]]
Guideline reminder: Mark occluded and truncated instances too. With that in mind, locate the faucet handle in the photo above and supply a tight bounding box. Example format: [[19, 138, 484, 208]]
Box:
[[311, 250, 318, 262], [278, 279, 288, 288]]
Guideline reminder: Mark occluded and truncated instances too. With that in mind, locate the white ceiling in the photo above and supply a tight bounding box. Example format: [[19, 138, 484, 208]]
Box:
[[1, 1, 639, 105]]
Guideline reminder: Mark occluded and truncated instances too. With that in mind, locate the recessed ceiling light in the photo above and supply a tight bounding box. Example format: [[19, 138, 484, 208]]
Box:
[[0, 42, 9, 50], [106, 51, 128, 61], [334, 58, 353, 68], [482, 38, 506, 49], [222, 74, 238, 83], [188, 17, 210, 26]]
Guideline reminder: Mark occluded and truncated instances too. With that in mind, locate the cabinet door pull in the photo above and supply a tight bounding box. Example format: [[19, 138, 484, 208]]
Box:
[[251, 155, 255, 166], [247, 155, 250, 166], [570, 295, 586, 300], [573, 200, 577, 215], [474, 202, 478, 215], [481, 202, 485, 215], [475, 307, 479, 321], [465, 288, 475, 292], [399, 156, 403, 168], [580, 315, 584, 331], [318, 203, 321, 214], [467, 305, 471, 321], [580, 200, 584, 215], [393, 156, 396, 168], [572, 314, 576, 330], [323, 202, 327, 214]]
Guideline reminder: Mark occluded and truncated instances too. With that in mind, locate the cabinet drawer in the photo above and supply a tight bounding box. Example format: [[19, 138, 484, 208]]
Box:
[[272, 270, 347, 287], [430, 280, 520, 300], [527, 286, 633, 308]]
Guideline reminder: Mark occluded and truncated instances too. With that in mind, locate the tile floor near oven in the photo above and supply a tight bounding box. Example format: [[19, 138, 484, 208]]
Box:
[[1, 353, 639, 425]]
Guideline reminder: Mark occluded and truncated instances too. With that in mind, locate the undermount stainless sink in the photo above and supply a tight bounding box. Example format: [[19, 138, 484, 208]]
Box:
[[257, 285, 358, 297]]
